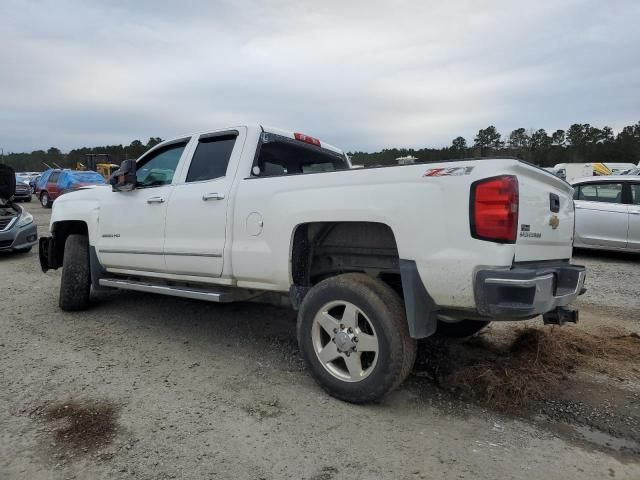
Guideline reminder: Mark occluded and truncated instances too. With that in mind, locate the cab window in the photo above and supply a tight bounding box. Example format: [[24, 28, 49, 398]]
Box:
[[575, 183, 623, 203], [631, 184, 640, 205], [136, 142, 187, 187], [186, 134, 236, 182]]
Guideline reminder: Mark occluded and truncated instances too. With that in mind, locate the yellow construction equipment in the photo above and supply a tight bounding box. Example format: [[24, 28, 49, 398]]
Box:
[[77, 154, 120, 179], [592, 163, 612, 176]]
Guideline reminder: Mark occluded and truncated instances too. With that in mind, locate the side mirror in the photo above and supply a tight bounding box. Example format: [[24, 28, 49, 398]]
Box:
[[110, 159, 137, 192]]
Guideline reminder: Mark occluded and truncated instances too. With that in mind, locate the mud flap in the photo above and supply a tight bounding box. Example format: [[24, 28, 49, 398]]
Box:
[[38, 237, 52, 272], [399, 259, 439, 338], [90, 246, 111, 290]]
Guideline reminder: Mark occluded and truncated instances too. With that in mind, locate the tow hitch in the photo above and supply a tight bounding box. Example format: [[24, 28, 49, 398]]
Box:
[[543, 306, 579, 325]]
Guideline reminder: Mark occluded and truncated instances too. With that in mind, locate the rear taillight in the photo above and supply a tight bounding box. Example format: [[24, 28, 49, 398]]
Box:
[[470, 175, 519, 243], [294, 132, 321, 147]]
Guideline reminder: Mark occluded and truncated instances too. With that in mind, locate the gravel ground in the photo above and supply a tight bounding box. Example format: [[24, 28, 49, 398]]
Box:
[[1, 206, 639, 480]]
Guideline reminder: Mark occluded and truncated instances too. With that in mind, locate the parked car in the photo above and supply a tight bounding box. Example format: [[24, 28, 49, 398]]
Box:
[[572, 175, 640, 252], [16, 172, 40, 192], [622, 168, 640, 176], [39, 125, 585, 403], [0, 165, 38, 253], [36, 169, 106, 208], [29, 175, 41, 193], [14, 175, 33, 202]]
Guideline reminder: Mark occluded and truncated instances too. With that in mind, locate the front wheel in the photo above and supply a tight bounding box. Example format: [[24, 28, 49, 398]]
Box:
[[59, 234, 91, 311], [40, 192, 52, 208], [297, 273, 416, 403]]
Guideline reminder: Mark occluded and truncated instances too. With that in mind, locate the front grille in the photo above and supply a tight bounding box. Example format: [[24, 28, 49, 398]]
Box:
[[0, 217, 16, 231], [15, 185, 29, 194], [0, 239, 13, 248]]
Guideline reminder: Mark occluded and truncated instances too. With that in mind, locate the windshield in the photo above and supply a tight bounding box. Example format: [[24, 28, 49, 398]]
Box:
[[15, 175, 28, 184]]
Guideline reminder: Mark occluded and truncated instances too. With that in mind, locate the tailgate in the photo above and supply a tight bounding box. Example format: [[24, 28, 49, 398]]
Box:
[[514, 163, 575, 262]]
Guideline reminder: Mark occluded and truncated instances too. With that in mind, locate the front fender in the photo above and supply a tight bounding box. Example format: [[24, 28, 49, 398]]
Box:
[[49, 192, 104, 246]]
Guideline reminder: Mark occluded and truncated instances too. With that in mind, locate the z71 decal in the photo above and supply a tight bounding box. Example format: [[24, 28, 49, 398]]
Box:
[[423, 166, 474, 177]]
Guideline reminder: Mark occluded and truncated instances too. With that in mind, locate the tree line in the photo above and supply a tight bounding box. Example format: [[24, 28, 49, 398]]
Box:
[[2, 137, 163, 171], [2, 121, 639, 172], [349, 121, 640, 167]]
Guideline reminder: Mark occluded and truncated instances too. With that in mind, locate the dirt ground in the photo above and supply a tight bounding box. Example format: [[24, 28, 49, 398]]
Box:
[[1, 206, 639, 480]]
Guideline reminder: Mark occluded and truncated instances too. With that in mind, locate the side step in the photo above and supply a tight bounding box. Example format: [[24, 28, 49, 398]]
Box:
[[99, 278, 242, 303]]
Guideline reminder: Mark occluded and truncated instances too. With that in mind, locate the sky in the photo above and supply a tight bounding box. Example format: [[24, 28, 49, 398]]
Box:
[[1, 0, 639, 153]]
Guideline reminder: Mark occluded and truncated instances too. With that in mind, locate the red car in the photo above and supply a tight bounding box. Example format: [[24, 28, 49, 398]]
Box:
[[36, 169, 106, 208]]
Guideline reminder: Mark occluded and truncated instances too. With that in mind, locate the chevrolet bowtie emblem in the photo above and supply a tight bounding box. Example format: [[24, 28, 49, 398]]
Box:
[[549, 215, 560, 229]]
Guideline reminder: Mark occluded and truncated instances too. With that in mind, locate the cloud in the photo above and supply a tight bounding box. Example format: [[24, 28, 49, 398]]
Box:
[[1, 0, 639, 153]]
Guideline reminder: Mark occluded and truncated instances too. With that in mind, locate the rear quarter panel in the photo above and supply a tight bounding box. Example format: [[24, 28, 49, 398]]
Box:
[[230, 161, 521, 308]]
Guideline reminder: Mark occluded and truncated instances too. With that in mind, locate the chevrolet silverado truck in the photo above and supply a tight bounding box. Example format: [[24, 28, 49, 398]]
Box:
[[39, 125, 586, 403]]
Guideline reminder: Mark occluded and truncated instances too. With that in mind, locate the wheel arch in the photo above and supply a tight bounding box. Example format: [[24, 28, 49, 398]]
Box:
[[289, 221, 401, 288], [289, 221, 439, 339], [48, 220, 89, 269]]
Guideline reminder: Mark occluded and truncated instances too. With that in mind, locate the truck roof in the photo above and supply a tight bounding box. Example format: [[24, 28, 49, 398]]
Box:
[[154, 125, 345, 156], [261, 125, 344, 155]]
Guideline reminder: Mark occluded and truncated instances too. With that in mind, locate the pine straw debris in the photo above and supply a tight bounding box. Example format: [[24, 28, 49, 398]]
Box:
[[417, 327, 640, 409]]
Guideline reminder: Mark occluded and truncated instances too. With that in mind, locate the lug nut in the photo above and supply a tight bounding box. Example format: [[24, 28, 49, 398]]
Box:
[[340, 324, 345, 330], [348, 327, 353, 333], [345, 351, 350, 357], [353, 337, 359, 343], [333, 328, 338, 334]]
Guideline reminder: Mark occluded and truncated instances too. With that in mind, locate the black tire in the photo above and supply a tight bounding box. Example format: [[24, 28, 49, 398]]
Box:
[[297, 273, 417, 403], [436, 319, 490, 338], [59, 234, 91, 311], [40, 192, 52, 208]]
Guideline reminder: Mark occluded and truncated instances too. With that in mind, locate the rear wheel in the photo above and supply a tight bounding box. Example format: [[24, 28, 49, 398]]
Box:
[[59, 234, 91, 311], [297, 273, 416, 403], [40, 192, 52, 208], [436, 319, 490, 338]]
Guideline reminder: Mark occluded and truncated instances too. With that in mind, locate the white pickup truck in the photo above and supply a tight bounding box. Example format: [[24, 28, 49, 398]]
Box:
[[39, 125, 586, 403]]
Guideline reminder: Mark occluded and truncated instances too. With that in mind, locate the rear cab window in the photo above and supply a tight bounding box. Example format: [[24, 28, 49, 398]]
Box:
[[252, 133, 349, 177]]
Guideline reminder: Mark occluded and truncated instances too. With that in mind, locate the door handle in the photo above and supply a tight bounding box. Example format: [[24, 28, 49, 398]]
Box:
[[630, 210, 640, 215], [147, 196, 165, 204], [202, 193, 225, 201]]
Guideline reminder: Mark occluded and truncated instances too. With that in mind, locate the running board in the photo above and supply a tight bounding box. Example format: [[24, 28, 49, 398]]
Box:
[[99, 278, 240, 303]]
